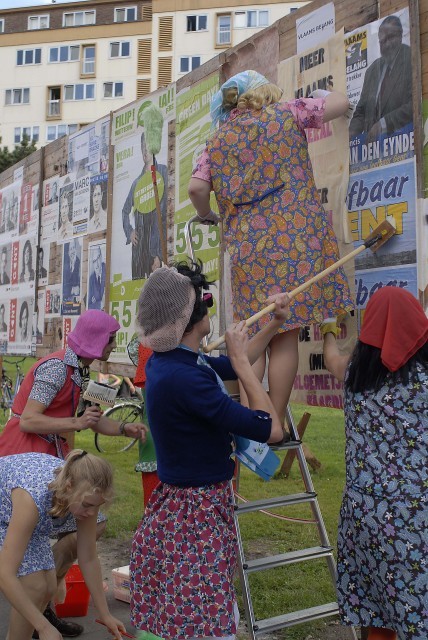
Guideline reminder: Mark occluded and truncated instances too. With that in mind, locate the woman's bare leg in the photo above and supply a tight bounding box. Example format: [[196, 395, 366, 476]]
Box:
[[267, 329, 300, 429], [238, 352, 266, 408], [7, 570, 57, 640]]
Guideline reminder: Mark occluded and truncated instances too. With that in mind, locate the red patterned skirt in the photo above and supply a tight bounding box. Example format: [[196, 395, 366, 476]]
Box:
[[130, 480, 238, 638]]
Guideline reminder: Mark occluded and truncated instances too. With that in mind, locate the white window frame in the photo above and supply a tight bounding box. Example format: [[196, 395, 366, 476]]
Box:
[[179, 56, 201, 74], [82, 45, 96, 75], [186, 15, 208, 32], [16, 48, 42, 66], [14, 126, 39, 144], [0, 19, 4, 34], [63, 83, 95, 101], [114, 6, 137, 23], [49, 45, 80, 63], [103, 81, 124, 98], [234, 9, 269, 28], [109, 41, 131, 58], [5, 88, 30, 106], [28, 15, 49, 30], [46, 124, 77, 142], [216, 15, 231, 46], [63, 10, 96, 27]]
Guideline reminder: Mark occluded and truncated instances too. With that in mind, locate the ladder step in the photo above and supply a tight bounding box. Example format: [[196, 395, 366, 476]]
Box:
[[253, 602, 340, 635], [243, 545, 334, 573], [269, 439, 301, 451], [235, 492, 316, 514]]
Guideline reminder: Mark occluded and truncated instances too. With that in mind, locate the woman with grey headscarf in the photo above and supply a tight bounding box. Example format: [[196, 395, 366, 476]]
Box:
[[130, 260, 289, 640]]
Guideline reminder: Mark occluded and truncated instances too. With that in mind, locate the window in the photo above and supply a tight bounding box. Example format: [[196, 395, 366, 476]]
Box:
[[114, 6, 136, 22], [17, 48, 42, 66], [49, 45, 79, 63], [63, 11, 96, 27], [46, 124, 78, 142], [234, 10, 269, 28], [64, 83, 95, 101], [180, 56, 201, 73], [186, 15, 207, 31], [103, 82, 124, 98], [110, 41, 130, 58], [47, 86, 61, 117], [14, 126, 39, 144], [0, 19, 4, 33], [81, 45, 95, 75], [5, 88, 30, 105], [28, 15, 49, 30], [216, 15, 231, 45]]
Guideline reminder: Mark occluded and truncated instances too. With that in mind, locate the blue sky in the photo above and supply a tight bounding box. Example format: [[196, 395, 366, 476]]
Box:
[[0, 0, 91, 8]]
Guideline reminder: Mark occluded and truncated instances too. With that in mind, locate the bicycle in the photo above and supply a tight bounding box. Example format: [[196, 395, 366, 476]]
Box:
[[0, 357, 26, 427], [94, 398, 145, 454]]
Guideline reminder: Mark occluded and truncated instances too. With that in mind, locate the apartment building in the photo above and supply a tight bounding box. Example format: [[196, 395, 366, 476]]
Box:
[[0, 0, 307, 149]]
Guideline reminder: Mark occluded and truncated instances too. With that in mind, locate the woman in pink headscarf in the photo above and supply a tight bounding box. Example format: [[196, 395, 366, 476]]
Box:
[[322, 287, 428, 640]]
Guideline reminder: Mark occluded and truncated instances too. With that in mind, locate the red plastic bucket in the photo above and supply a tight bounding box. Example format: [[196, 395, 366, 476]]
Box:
[[55, 564, 90, 618]]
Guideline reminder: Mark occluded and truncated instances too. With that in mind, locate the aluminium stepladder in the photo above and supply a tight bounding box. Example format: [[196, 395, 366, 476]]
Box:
[[234, 405, 357, 639], [184, 217, 357, 640]]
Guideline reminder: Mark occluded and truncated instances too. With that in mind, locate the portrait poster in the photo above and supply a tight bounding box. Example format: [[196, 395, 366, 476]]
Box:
[[0, 297, 10, 339], [16, 235, 37, 292], [0, 181, 22, 242], [175, 74, 221, 341], [19, 182, 38, 237], [109, 85, 175, 363], [57, 177, 74, 244], [88, 175, 108, 234], [62, 239, 82, 316], [0, 242, 12, 290], [87, 239, 106, 311], [45, 284, 62, 318], [43, 175, 60, 209], [8, 295, 34, 355], [37, 240, 50, 287], [346, 9, 413, 173]]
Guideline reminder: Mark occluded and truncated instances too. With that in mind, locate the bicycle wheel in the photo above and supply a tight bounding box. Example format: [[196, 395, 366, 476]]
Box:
[[94, 401, 144, 454]]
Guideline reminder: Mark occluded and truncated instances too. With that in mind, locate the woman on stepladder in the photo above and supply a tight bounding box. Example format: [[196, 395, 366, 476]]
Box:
[[321, 286, 428, 640], [188, 70, 354, 435]]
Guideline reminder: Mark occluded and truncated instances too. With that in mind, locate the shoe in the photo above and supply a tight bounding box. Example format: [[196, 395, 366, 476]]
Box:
[[32, 605, 84, 638]]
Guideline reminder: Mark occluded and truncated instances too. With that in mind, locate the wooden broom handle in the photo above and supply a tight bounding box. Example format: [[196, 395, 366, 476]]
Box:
[[203, 243, 365, 353]]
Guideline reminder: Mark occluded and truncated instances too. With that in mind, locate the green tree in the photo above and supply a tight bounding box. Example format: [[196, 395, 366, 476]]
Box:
[[0, 135, 37, 174]]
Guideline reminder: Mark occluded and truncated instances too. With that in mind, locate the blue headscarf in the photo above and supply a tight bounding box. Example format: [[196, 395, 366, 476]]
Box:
[[210, 70, 270, 129]]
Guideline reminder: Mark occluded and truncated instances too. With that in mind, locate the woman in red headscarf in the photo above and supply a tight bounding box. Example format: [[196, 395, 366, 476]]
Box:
[[322, 286, 428, 640]]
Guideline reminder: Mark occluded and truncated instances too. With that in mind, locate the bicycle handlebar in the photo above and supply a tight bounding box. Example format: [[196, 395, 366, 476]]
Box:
[[3, 357, 27, 367]]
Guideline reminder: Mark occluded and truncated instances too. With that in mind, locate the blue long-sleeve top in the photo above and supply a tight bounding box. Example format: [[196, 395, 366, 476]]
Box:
[[145, 348, 272, 487]]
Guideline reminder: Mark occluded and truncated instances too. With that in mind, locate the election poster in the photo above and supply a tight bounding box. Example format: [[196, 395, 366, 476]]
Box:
[[346, 9, 413, 173], [109, 86, 175, 363], [175, 74, 221, 340]]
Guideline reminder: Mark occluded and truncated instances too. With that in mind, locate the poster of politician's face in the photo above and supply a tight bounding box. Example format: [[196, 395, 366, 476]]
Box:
[[346, 9, 413, 169], [62, 238, 82, 315], [0, 243, 11, 288], [87, 240, 106, 310]]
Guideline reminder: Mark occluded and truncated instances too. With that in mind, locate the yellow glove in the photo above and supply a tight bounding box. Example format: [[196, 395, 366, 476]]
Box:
[[320, 317, 339, 338]]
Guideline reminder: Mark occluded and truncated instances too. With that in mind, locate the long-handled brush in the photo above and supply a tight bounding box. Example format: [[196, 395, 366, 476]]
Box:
[[204, 217, 397, 353], [140, 103, 168, 266]]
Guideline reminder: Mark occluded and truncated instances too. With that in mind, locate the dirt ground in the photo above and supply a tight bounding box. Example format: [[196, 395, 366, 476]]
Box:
[[97, 538, 360, 640]]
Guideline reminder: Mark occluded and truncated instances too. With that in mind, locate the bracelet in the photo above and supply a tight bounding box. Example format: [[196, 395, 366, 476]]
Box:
[[119, 421, 128, 436]]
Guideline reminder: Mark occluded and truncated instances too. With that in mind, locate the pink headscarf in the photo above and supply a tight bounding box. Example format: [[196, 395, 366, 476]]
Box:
[[359, 287, 428, 372], [67, 310, 120, 360]]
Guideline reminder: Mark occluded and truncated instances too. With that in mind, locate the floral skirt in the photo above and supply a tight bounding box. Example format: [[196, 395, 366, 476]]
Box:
[[130, 480, 238, 639]]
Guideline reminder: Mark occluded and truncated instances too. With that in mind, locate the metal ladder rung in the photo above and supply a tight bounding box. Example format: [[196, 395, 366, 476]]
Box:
[[253, 602, 340, 635], [243, 545, 334, 573], [269, 439, 302, 451], [235, 492, 316, 514]]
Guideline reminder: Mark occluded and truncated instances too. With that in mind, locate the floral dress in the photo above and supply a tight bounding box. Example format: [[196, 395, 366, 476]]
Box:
[[337, 363, 428, 639], [193, 99, 353, 334]]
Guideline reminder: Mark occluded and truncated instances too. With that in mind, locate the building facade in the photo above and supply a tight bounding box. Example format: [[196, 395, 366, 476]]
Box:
[[0, 0, 307, 149]]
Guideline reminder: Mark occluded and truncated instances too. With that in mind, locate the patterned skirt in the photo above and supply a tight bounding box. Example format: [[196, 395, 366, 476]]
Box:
[[337, 487, 428, 640], [130, 480, 238, 639]]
